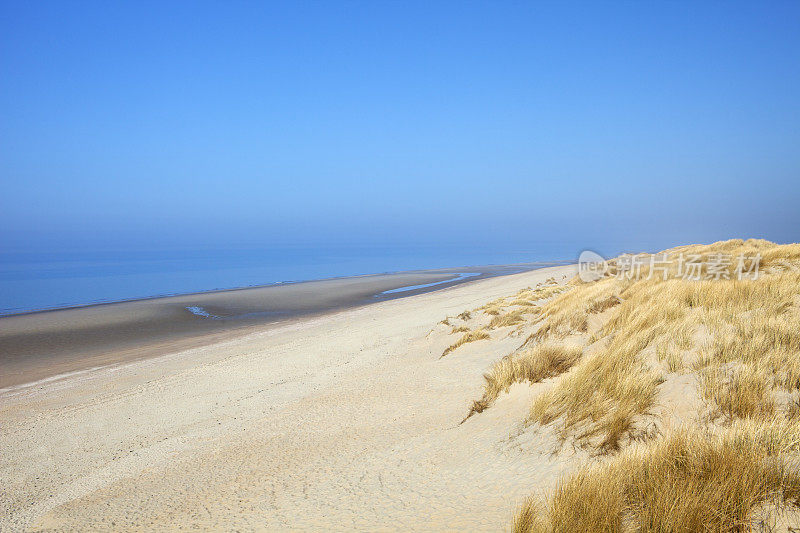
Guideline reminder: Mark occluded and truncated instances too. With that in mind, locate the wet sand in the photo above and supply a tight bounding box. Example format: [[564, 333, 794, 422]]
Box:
[[0, 263, 559, 389]]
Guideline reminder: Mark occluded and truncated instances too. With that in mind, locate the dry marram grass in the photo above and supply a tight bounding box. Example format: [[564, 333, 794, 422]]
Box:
[[487, 309, 529, 329], [468, 345, 582, 418], [453, 239, 800, 530], [441, 329, 490, 358], [515, 420, 800, 532]]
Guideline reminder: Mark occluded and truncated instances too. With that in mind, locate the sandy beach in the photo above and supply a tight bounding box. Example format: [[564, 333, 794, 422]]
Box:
[[0, 264, 578, 530], [3, 2, 797, 529]]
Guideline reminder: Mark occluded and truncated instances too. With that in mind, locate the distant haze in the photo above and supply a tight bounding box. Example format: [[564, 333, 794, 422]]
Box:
[[1, 1, 799, 255]]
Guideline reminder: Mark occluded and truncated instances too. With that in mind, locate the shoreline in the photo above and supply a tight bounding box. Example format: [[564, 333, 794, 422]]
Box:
[[0, 261, 564, 389], [0, 260, 569, 319]]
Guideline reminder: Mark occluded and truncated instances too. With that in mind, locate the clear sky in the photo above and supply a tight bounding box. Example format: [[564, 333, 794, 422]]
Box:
[[1, 1, 799, 255]]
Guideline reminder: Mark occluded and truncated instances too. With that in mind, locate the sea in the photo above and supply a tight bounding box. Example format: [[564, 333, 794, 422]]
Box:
[[0, 244, 579, 316]]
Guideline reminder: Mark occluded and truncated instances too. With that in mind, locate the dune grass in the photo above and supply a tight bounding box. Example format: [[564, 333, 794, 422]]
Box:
[[515, 420, 800, 532], [478, 298, 506, 312], [467, 344, 582, 418], [525, 277, 618, 341], [586, 294, 621, 314], [488, 308, 530, 329], [523, 240, 800, 451], [483, 305, 503, 316], [700, 364, 776, 421], [664, 349, 683, 373], [504, 239, 800, 530], [433, 239, 800, 529], [516, 284, 568, 303], [528, 338, 660, 451], [441, 329, 490, 358]]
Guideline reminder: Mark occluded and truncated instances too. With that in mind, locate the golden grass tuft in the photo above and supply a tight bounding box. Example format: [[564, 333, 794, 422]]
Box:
[[483, 305, 503, 316], [512, 498, 545, 533], [450, 325, 471, 334], [516, 421, 800, 532], [528, 340, 659, 451], [488, 309, 529, 329], [665, 349, 683, 373], [586, 294, 620, 314], [700, 364, 775, 420], [441, 329, 490, 358], [514, 285, 566, 306], [467, 345, 582, 418], [457, 310, 472, 321]]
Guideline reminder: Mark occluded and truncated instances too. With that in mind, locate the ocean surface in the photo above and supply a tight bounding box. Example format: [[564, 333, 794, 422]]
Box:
[[0, 245, 576, 315]]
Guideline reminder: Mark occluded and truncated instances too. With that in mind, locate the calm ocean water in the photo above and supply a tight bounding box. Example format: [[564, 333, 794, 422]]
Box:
[[0, 245, 577, 315]]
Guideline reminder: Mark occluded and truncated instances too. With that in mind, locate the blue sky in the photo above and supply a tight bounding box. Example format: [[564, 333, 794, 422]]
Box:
[[1, 1, 799, 254]]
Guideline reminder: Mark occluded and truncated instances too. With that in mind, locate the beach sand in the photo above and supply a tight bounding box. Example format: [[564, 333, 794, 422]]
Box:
[[0, 264, 578, 530]]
